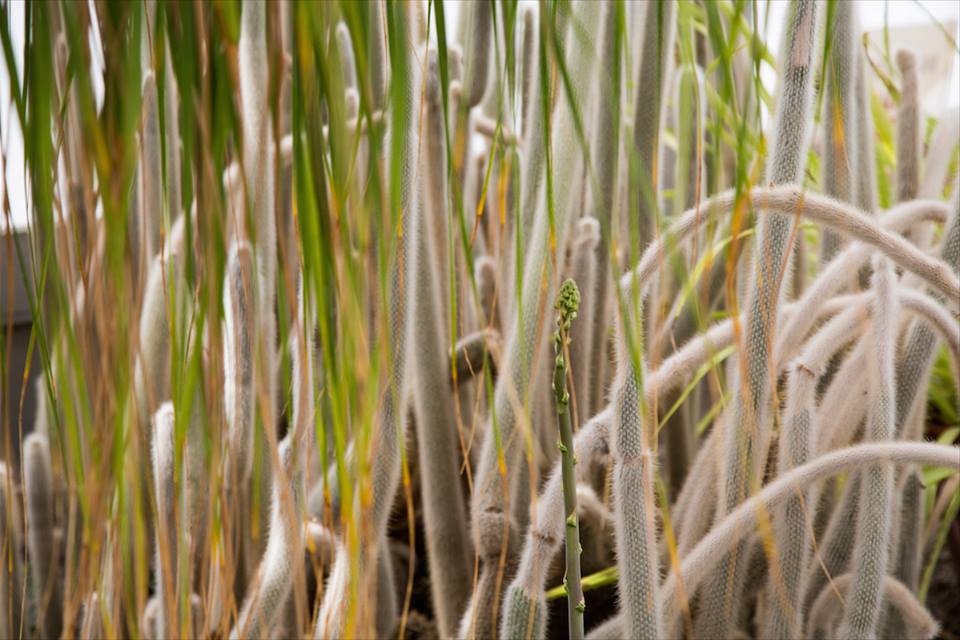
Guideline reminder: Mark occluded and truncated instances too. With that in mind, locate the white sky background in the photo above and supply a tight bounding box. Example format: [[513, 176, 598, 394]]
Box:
[[2, 0, 959, 231]]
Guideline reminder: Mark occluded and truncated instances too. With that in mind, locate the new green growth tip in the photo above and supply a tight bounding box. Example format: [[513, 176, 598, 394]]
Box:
[[554, 278, 584, 640]]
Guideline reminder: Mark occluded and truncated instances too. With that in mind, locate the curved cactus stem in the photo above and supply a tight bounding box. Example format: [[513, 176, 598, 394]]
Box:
[[452, 328, 501, 383], [618, 186, 960, 306], [231, 440, 305, 639], [659, 442, 960, 636]]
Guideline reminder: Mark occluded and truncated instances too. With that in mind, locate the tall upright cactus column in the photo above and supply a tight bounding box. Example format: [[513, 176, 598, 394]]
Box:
[[553, 279, 585, 640], [696, 2, 819, 637]]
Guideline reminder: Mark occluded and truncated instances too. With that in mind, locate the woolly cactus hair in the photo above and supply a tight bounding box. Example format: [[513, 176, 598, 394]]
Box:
[[0, 463, 23, 640], [151, 403, 178, 640], [853, 50, 878, 213], [141, 597, 160, 640], [23, 432, 62, 640], [605, 304, 663, 640], [896, 49, 921, 203], [224, 240, 256, 484], [821, 0, 858, 263]]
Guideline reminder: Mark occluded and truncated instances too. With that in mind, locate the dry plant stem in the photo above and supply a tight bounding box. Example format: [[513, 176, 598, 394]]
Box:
[[631, 0, 676, 247], [896, 50, 920, 203], [316, 3, 417, 636], [806, 573, 939, 640], [24, 432, 62, 640], [553, 279, 585, 640], [840, 257, 898, 640], [467, 4, 602, 635], [501, 411, 611, 640], [821, 0, 857, 263], [410, 51, 473, 639]]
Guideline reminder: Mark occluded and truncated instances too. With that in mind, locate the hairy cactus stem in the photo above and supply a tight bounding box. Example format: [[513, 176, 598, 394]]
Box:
[[24, 432, 63, 640]]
